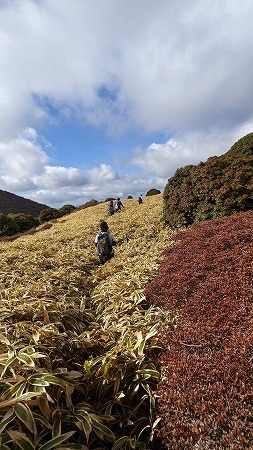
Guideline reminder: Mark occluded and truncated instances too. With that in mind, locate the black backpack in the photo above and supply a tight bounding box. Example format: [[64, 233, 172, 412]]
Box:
[[97, 232, 112, 258]]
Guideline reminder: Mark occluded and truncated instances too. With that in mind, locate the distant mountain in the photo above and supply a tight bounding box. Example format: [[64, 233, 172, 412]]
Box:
[[0, 189, 49, 216]]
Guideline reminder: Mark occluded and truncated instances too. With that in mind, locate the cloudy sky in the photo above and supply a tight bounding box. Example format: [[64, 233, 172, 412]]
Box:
[[0, 0, 253, 208]]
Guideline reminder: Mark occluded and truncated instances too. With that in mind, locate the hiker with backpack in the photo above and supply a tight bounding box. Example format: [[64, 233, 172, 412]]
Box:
[[95, 221, 116, 265], [115, 197, 124, 212], [108, 200, 115, 216], [138, 194, 143, 205]]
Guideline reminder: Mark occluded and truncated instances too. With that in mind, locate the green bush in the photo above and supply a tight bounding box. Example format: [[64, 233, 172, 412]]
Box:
[[0, 213, 18, 236], [224, 132, 253, 158], [8, 213, 39, 232], [39, 208, 60, 223], [146, 188, 161, 196], [163, 154, 253, 228], [0, 213, 39, 236], [58, 204, 76, 216]]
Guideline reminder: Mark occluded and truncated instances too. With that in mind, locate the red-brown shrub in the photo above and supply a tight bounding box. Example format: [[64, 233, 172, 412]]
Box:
[[145, 210, 253, 449]]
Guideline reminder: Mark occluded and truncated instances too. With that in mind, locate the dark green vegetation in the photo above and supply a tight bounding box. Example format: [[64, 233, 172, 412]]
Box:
[[0, 189, 48, 216], [0, 189, 78, 236], [223, 131, 253, 158], [0, 205, 77, 238], [145, 209, 253, 449], [163, 133, 253, 228], [0, 212, 39, 237], [146, 189, 161, 197]]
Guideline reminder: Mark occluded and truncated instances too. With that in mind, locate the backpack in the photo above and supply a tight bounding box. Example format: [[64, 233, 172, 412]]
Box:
[[97, 232, 112, 258]]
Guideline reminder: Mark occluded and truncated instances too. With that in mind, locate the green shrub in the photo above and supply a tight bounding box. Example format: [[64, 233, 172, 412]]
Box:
[[0, 212, 39, 236], [8, 213, 39, 232], [58, 204, 76, 216], [39, 208, 60, 223], [224, 132, 253, 158], [164, 154, 253, 228], [0, 213, 18, 236], [146, 189, 161, 196]]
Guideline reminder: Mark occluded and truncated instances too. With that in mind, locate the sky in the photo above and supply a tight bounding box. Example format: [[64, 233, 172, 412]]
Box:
[[0, 0, 253, 208]]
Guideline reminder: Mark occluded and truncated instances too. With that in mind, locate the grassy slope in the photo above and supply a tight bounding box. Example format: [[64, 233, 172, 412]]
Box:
[[0, 194, 175, 449], [0, 194, 173, 307]]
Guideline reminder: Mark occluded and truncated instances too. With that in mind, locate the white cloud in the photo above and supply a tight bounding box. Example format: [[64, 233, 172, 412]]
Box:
[[0, 126, 163, 207], [34, 166, 87, 189], [26, 173, 165, 209], [88, 164, 119, 182], [1, 0, 253, 137], [0, 134, 49, 190], [132, 122, 253, 179]]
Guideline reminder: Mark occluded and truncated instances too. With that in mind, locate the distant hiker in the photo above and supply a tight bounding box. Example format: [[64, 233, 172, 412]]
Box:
[[138, 195, 143, 205], [115, 197, 124, 212], [108, 200, 115, 216], [95, 221, 116, 265]]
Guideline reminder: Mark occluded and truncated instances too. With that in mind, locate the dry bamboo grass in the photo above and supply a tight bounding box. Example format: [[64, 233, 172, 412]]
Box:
[[0, 194, 175, 449], [0, 194, 173, 317]]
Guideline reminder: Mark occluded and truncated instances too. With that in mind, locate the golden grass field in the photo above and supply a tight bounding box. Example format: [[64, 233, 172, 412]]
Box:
[[0, 194, 175, 324], [0, 194, 175, 450], [0, 194, 173, 300]]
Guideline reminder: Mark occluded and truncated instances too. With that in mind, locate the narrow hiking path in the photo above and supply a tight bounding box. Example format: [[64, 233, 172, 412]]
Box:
[[0, 194, 176, 449]]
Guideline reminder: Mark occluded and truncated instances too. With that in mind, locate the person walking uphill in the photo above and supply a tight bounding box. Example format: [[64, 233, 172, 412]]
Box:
[[95, 221, 116, 265], [108, 200, 115, 216], [114, 197, 124, 212]]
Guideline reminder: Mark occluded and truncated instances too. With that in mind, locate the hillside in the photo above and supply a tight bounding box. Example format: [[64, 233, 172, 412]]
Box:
[[0, 188, 48, 215], [145, 210, 253, 449], [224, 132, 253, 158], [0, 194, 175, 449]]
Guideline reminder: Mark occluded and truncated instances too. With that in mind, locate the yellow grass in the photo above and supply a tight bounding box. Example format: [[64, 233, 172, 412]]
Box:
[[0, 194, 174, 313], [0, 194, 176, 448]]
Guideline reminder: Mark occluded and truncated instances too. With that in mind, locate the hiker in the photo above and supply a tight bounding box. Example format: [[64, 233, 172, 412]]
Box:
[[138, 194, 143, 205], [95, 221, 116, 265], [108, 200, 115, 216], [115, 197, 124, 212]]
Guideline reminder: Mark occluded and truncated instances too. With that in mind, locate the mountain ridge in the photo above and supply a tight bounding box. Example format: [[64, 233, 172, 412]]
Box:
[[0, 189, 48, 216]]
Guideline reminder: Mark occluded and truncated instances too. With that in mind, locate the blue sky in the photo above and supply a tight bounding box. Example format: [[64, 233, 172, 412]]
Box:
[[0, 0, 253, 208]]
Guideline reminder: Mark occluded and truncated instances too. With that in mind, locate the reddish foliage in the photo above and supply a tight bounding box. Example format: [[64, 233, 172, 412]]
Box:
[[145, 210, 253, 449]]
